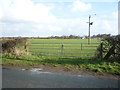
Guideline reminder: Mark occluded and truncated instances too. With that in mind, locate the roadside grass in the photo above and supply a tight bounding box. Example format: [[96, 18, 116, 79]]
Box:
[[2, 54, 120, 75]]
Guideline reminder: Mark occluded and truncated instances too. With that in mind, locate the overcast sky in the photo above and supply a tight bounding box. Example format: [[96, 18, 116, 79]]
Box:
[[0, 0, 119, 37]]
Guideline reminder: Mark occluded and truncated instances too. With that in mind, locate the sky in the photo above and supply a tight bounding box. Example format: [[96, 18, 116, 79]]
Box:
[[0, 0, 119, 37]]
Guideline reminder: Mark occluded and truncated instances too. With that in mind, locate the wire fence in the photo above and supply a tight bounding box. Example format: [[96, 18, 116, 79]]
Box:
[[29, 43, 100, 58]]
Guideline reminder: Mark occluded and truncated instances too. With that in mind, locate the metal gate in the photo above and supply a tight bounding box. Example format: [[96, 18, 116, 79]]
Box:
[[29, 42, 99, 58]]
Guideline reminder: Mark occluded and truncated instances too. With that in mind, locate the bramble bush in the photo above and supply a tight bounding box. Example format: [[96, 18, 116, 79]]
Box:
[[96, 35, 120, 61]]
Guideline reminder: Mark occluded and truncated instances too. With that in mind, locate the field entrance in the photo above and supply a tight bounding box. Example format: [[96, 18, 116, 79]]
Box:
[[29, 39, 100, 58]]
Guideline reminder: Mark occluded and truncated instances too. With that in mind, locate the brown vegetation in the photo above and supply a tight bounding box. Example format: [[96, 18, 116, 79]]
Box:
[[1, 38, 30, 55]]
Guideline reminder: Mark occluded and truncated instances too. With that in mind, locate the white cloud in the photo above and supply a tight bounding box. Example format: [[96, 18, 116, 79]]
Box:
[[0, 0, 56, 23], [47, 25, 62, 32], [0, 8, 3, 19], [32, 0, 119, 3], [0, 0, 118, 37], [111, 11, 118, 19], [1, 12, 118, 37], [70, 0, 92, 12], [91, 11, 118, 35]]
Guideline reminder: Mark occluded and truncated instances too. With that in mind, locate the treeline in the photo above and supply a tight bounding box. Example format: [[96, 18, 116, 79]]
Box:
[[1, 35, 82, 39], [49, 34, 112, 39], [49, 35, 82, 39], [0, 34, 114, 39], [0, 37, 50, 39], [91, 34, 111, 38]]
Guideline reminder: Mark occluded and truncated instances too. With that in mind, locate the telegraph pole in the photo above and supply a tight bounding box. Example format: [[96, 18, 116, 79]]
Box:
[[88, 15, 91, 44], [87, 14, 96, 44]]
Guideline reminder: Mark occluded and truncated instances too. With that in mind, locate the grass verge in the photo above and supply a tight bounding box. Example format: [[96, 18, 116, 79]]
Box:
[[2, 54, 120, 75]]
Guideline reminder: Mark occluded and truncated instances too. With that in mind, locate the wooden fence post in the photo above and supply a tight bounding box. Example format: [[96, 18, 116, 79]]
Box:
[[61, 44, 64, 55], [24, 42, 28, 52]]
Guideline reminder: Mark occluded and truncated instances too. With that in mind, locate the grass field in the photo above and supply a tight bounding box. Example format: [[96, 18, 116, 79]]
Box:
[[28, 39, 101, 58]]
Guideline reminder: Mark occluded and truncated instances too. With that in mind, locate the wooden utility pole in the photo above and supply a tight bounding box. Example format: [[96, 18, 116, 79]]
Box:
[[87, 14, 95, 44], [88, 15, 91, 44]]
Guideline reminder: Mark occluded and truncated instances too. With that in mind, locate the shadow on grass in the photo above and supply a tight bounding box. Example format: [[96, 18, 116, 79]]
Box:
[[2, 57, 41, 63], [40, 57, 104, 65], [2, 55, 120, 75], [3, 56, 106, 65], [2, 53, 107, 65]]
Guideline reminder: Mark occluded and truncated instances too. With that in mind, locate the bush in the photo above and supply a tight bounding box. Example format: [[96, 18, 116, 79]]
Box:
[[95, 35, 120, 60], [2, 38, 30, 55]]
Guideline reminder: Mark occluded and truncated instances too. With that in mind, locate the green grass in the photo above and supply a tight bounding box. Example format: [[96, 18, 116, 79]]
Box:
[[2, 54, 120, 75], [28, 39, 101, 57]]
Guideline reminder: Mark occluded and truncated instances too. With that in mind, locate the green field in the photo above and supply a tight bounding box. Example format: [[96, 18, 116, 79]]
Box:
[[28, 39, 101, 58]]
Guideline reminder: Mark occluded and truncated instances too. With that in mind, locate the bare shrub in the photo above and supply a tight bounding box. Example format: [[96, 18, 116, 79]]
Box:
[[14, 47, 30, 55], [2, 38, 30, 55]]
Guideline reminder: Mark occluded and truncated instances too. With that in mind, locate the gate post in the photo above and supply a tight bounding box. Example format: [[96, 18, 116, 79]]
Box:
[[100, 43, 103, 59], [61, 44, 64, 55], [24, 41, 28, 52]]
